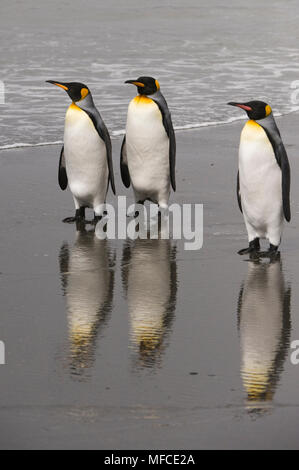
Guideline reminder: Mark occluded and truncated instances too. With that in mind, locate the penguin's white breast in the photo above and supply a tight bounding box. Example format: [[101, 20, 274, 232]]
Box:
[[239, 120, 276, 171], [126, 96, 169, 192], [239, 120, 282, 220], [64, 104, 108, 199]]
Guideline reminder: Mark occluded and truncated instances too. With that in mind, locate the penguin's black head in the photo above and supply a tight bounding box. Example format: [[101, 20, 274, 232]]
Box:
[[227, 100, 272, 120], [46, 80, 90, 102], [125, 76, 160, 95]]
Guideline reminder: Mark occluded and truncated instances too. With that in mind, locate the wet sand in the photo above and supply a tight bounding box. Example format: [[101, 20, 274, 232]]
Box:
[[0, 113, 299, 449]]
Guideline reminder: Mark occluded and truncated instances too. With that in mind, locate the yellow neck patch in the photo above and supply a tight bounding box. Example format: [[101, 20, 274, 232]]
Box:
[[69, 102, 81, 111], [246, 119, 261, 128], [133, 95, 153, 105], [265, 104, 272, 116], [241, 119, 265, 141]]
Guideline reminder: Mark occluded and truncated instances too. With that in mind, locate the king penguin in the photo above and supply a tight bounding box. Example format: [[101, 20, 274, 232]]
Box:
[[228, 101, 291, 255], [46, 81, 115, 223], [121, 76, 176, 210]]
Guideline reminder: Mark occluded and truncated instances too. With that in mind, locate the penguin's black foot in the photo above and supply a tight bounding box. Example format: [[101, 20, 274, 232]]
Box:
[[63, 208, 85, 224], [75, 219, 86, 232], [238, 247, 255, 255], [256, 244, 280, 259], [238, 238, 260, 255], [269, 250, 280, 262], [92, 211, 110, 223], [248, 251, 260, 261], [264, 245, 280, 258], [63, 216, 77, 224], [269, 244, 279, 254]]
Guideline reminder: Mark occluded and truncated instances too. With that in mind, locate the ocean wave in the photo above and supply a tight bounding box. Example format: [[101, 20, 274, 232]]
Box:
[[0, 140, 63, 150], [1, 108, 298, 151]]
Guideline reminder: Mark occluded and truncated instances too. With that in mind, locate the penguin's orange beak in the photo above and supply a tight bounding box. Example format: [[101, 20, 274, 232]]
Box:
[[227, 102, 252, 111], [46, 80, 69, 91], [125, 80, 145, 87]]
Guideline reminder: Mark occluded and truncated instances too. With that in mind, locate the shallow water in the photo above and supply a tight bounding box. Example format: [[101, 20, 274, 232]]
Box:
[[0, 116, 299, 448], [1, 0, 299, 148]]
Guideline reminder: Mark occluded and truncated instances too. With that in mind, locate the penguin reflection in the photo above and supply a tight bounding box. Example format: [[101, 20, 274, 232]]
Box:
[[122, 238, 177, 369], [59, 227, 115, 377], [237, 257, 291, 413]]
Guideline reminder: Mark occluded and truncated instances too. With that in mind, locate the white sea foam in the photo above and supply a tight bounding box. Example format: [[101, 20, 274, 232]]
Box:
[[1, 108, 298, 151], [0, 140, 63, 150]]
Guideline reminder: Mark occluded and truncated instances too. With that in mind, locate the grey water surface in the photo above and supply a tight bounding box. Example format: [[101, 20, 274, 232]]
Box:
[[1, 0, 299, 147]]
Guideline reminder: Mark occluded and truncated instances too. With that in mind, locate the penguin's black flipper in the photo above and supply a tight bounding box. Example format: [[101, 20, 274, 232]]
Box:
[[101, 123, 116, 195], [120, 136, 131, 188], [151, 93, 176, 191], [237, 171, 242, 213], [83, 109, 116, 195], [58, 145, 68, 190], [260, 119, 291, 222], [278, 142, 291, 222]]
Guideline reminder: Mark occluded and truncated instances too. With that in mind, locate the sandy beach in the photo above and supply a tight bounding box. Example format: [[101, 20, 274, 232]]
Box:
[[0, 113, 299, 449]]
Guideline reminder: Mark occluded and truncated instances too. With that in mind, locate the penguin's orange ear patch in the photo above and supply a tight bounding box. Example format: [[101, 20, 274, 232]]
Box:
[[265, 104, 272, 116], [155, 79, 160, 90], [80, 87, 89, 100]]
